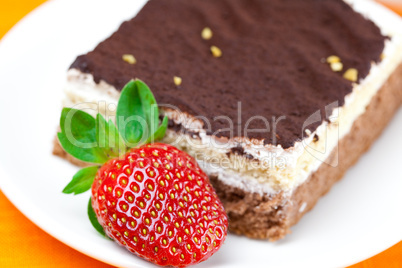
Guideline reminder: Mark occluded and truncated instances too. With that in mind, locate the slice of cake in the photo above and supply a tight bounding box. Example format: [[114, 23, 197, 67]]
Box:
[[54, 0, 402, 240]]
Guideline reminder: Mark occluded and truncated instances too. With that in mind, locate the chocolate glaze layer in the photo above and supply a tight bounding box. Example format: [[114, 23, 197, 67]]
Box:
[[71, 0, 386, 148], [166, 118, 200, 140], [229, 146, 255, 160]]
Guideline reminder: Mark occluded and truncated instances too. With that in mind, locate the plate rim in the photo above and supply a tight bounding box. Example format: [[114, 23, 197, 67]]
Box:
[[0, 0, 401, 267]]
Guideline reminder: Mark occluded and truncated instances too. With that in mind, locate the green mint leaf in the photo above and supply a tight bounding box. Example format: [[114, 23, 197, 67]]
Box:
[[146, 115, 168, 143], [96, 114, 126, 159], [88, 197, 107, 237], [62, 166, 99, 195], [58, 108, 109, 164], [116, 80, 159, 147]]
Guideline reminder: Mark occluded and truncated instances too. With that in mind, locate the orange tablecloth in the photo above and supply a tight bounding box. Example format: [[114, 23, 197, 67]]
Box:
[[0, 0, 401, 267]]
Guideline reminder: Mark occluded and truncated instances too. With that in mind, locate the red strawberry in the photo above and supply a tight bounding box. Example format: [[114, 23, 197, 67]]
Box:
[[91, 143, 228, 267], [59, 80, 228, 266]]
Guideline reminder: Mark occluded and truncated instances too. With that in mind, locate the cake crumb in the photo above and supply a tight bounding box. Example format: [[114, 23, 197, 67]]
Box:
[[122, 54, 136, 64], [343, 68, 358, 82], [330, 62, 343, 72], [201, 27, 213, 40], [210, 46, 222, 58], [173, 76, 182, 86], [299, 202, 307, 213], [326, 55, 340, 64]]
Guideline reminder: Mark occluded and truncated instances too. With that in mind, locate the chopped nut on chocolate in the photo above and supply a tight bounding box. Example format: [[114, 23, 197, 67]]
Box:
[[210, 46, 222, 58], [326, 55, 341, 64], [201, 27, 213, 40], [343, 68, 358, 82], [330, 62, 343, 72], [122, 54, 136, 64], [173, 76, 182, 86]]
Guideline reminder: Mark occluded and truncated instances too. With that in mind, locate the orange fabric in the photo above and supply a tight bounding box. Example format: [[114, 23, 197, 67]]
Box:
[[0, 0, 401, 267], [378, 1, 402, 15], [0, 191, 114, 267]]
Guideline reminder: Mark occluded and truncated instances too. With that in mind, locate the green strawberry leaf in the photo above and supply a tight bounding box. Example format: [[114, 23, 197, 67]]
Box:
[[146, 115, 168, 144], [88, 197, 107, 237], [116, 80, 160, 146], [62, 166, 99, 195], [96, 114, 126, 158], [137, 80, 159, 135], [58, 108, 109, 164]]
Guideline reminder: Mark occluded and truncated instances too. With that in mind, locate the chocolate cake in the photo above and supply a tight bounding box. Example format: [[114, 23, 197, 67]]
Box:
[[55, 0, 402, 240]]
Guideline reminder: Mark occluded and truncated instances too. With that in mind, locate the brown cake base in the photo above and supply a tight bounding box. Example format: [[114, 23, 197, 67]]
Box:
[[53, 64, 402, 241]]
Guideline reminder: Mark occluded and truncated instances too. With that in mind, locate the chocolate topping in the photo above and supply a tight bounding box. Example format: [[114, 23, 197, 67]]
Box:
[[166, 118, 200, 139], [70, 0, 386, 148], [229, 146, 255, 160]]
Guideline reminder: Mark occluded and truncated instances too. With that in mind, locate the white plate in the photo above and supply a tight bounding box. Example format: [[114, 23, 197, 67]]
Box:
[[0, 0, 401, 267]]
